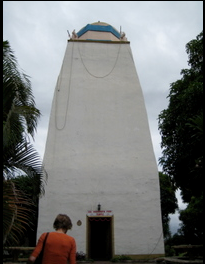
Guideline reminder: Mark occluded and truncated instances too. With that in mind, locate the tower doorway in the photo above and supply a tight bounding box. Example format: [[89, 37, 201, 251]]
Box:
[[87, 216, 113, 260]]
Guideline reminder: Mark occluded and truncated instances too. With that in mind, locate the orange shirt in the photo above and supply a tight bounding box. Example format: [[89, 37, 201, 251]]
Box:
[[31, 232, 76, 264]]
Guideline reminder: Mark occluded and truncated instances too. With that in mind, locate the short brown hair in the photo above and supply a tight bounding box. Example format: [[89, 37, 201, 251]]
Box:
[[53, 214, 73, 230]]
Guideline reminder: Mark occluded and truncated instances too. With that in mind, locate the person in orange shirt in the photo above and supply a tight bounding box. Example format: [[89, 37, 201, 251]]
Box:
[[28, 214, 76, 264]]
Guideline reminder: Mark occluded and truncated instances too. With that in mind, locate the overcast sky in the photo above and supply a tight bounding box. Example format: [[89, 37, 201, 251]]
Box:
[[3, 1, 203, 234]]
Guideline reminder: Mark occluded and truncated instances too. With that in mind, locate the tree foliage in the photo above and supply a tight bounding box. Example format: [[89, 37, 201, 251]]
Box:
[[159, 172, 178, 239], [178, 195, 203, 244], [3, 40, 47, 246], [12, 175, 40, 246], [158, 31, 203, 245], [158, 31, 203, 203]]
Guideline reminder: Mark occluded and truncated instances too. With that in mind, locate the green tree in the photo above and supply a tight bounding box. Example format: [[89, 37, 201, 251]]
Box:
[[178, 195, 203, 244], [159, 172, 178, 240], [3, 40, 46, 246], [158, 31, 203, 203], [158, 31, 203, 244], [11, 175, 40, 246]]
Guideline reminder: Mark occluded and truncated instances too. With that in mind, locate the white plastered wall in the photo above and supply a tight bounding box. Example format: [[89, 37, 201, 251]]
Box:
[[37, 40, 164, 256]]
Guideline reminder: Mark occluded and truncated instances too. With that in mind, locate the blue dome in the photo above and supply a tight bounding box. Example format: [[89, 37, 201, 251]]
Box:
[[77, 22, 121, 39]]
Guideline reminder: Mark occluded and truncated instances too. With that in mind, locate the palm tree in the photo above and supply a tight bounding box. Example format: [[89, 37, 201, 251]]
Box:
[[3, 40, 47, 246]]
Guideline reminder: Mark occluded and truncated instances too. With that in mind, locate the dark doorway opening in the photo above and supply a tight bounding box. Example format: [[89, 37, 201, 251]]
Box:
[[88, 217, 113, 261]]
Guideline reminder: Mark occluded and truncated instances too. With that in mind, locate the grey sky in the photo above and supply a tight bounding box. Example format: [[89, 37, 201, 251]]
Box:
[[3, 1, 203, 234]]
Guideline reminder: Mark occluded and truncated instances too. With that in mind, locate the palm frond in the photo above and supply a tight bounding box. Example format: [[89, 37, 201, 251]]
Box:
[[3, 140, 47, 196], [3, 40, 41, 139], [3, 180, 34, 245], [3, 40, 46, 246]]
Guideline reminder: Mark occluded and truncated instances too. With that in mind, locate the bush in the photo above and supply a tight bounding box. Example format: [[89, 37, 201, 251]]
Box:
[[111, 255, 132, 262], [76, 251, 86, 261], [76, 251, 94, 262]]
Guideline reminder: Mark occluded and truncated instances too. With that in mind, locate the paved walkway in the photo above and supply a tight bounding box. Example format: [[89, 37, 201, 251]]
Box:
[[3, 260, 155, 264], [3, 261, 156, 264], [94, 262, 156, 264]]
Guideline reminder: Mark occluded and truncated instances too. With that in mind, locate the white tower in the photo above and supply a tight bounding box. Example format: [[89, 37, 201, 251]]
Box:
[[37, 22, 164, 260]]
